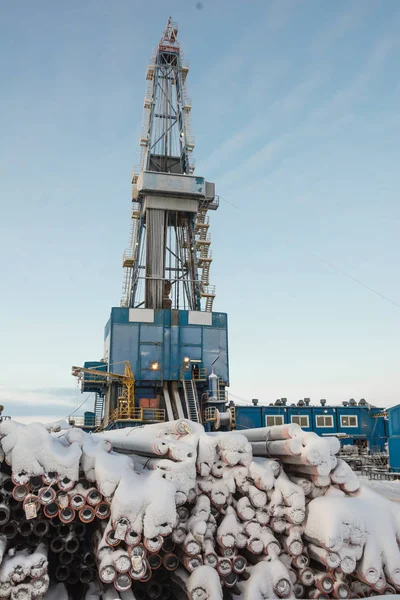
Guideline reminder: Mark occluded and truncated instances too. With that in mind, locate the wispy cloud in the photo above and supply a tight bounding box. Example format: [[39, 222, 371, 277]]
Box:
[[310, 1, 373, 55], [197, 69, 325, 176], [264, 0, 301, 33], [0, 385, 76, 408], [12, 415, 66, 425], [30, 387, 77, 398], [213, 31, 400, 194], [311, 34, 400, 122]]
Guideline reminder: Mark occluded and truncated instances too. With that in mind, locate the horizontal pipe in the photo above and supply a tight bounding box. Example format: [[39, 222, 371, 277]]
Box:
[[114, 574, 132, 593], [96, 502, 111, 520], [50, 537, 64, 554], [56, 565, 70, 582], [59, 551, 74, 566], [59, 506, 76, 523], [79, 505, 95, 523], [43, 502, 59, 519], [0, 505, 10, 527], [80, 566, 95, 584], [2, 520, 18, 539]]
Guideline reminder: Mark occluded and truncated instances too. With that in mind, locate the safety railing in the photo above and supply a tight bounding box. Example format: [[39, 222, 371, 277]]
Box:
[[180, 368, 207, 381], [200, 285, 216, 297], [207, 195, 219, 210], [110, 407, 166, 423], [195, 216, 209, 228], [197, 250, 213, 263], [229, 405, 237, 429], [193, 367, 207, 380], [195, 232, 211, 244], [122, 249, 135, 267], [67, 416, 101, 428], [217, 380, 227, 403]]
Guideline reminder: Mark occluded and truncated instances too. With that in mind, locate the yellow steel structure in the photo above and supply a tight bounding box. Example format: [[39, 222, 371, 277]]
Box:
[[71, 361, 135, 423]]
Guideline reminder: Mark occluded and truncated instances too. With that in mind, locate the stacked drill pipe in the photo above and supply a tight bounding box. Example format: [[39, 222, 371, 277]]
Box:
[[0, 468, 105, 597], [0, 542, 50, 598], [1, 419, 400, 598]]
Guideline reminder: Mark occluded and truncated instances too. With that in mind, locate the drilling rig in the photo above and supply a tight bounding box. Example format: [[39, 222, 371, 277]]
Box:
[[73, 19, 230, 431]]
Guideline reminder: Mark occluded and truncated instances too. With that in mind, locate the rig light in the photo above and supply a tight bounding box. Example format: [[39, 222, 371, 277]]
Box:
[[183, 357, 190, 363], [151, 362, 159, 370]]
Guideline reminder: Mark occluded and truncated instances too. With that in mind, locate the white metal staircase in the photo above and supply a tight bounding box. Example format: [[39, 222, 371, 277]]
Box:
[[195, 209, 216, 311], [182, 379, 200, 423], [94, 393, 104, 427], [121, 202, 141, 307]]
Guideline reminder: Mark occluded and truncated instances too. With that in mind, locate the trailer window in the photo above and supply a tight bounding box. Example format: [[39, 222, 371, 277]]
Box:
[[340, 415, 358, 427], [291, 415, 309, 428], [316, 415, 334, 428], [265, 415, 284, 427]]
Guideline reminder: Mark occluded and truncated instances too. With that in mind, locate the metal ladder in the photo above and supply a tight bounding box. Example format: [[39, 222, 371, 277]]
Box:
[[182, 379, 200, 423], [94, 393, 104, 427], [121, 202, 141, 307]]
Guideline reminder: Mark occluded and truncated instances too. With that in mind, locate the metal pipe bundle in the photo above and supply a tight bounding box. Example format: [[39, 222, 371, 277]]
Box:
[[0, 418, 399, 598]]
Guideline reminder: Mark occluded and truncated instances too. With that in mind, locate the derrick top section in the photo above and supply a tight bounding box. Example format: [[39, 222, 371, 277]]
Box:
[[158, 17, 180, 54]]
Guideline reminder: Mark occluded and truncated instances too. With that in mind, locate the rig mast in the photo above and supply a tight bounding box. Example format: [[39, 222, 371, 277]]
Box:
[[121, 18, 218, 313]]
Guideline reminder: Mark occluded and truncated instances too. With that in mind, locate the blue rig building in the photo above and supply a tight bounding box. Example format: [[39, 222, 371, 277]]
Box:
[[233, 399, 388, 453]]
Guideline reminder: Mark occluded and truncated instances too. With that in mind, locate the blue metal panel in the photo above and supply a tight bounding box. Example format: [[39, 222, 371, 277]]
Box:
[[140, 325, 163, 344], [287, 408, 312, 431], [358, 408, 379, 447], [171, 325, 180, 380], [111, 307, 130, 324], [389, 437, 400, 471], [181, 327, 202, 345], [236, 407, 262, 430], [110, 323, 140, 376], [178, 311, 189, 326], [163, 310, 171, 326], [163, 326, 171, 380], [140, 343, 163, 380], [212, 313, 227, 328], [154, 309, 165, 326], [203, 328, 228, 383], [84, 412, 95, 427], [83, 361, 107, 373], [179, 346, 202, 365], [388, 405, 400, 437], [369, 410, 387, 440]]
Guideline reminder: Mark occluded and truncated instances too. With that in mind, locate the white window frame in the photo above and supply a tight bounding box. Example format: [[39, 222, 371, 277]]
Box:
[[315, 415, 334, 428], [265, 415, 284, 427], [340, 414, 358, 428], [291, 415, 309, 428]]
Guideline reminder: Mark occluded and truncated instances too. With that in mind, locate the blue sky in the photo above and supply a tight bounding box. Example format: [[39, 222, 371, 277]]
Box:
[[1, 0, 400, 421]]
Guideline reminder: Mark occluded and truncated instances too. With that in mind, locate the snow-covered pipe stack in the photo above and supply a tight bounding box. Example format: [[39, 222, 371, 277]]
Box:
[[0, 418, 400, 598], [0, 542, 50, 598]]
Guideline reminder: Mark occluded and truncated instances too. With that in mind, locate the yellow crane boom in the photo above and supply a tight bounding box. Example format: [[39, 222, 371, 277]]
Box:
[[71, 362, 135, 423]]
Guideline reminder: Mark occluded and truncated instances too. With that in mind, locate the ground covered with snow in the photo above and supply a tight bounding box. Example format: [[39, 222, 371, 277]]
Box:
[[359, 475, 400, 503]]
